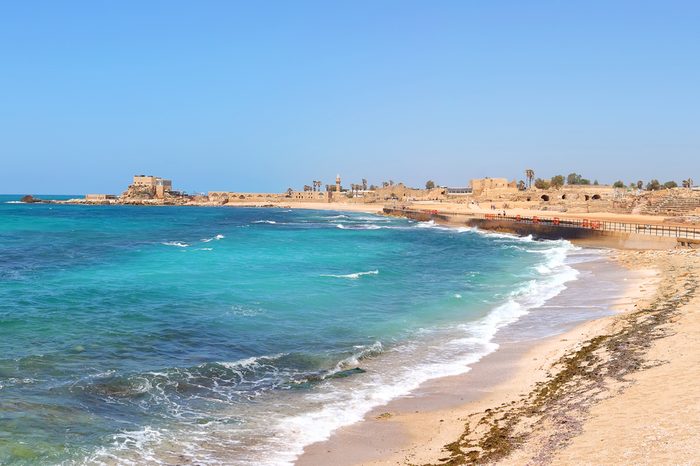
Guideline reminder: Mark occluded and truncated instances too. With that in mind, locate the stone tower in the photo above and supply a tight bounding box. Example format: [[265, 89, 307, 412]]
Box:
[[336, 174, 341, 192]]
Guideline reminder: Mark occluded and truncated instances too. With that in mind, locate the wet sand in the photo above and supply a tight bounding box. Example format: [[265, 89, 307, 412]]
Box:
[[297, 250, 660, 465]]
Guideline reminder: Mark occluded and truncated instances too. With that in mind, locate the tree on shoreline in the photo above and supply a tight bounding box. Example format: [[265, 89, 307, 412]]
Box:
[[425, 180, 435, 189]]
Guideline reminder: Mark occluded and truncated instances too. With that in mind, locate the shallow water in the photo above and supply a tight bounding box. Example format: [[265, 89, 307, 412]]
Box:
[[0, 196, 582, 464]]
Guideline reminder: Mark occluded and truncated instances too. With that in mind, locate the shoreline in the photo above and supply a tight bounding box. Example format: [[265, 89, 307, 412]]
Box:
[[297, 246, 700, 465], [296, 248, 658, 466]]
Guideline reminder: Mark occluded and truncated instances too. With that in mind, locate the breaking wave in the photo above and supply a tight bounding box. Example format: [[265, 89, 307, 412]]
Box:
[[201, 234, 225, 242], [161, 241, 189, 248], [321, 270, 379, 280]]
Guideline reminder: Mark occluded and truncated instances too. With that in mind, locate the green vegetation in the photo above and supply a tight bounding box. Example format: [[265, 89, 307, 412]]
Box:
[[425, 180, 435, 189], [566, 172, 590, 185], [613, 180, 625, 188], [646, 179, 662, 191], [549, 175, 565, 188], [533, 178, 550, 189]]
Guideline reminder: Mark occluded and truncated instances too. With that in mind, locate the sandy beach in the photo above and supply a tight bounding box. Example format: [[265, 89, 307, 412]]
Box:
[[229, 201, 385, 215], [294, 219, 700, 466]]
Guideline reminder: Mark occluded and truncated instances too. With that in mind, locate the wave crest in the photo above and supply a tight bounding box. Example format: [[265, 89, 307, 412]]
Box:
[[321, 270, 379, 279]]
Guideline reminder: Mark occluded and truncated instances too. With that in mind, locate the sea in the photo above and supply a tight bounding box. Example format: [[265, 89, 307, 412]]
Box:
[[0, 194, 606, 465]]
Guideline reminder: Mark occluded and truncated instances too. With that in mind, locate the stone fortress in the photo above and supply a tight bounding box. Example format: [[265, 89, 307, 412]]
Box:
[[80, 173, 700, 221]]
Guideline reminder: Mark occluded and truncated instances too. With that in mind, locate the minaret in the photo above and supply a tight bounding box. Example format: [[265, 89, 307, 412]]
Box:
[[336, 174, 341, 192]]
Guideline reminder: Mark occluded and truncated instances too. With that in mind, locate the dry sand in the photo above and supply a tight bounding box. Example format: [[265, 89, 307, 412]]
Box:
[[548, 250, 700, 466], [225, 201, 384, 214], [296, 247, 700, 465]]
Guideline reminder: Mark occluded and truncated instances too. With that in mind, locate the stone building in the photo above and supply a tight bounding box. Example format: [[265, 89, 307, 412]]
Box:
[[470, 178, 518, 196], [128, 175, 173, 199]]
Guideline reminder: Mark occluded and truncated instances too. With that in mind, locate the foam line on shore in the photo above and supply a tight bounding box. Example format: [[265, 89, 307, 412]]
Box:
[[263, 240, 581, 465]]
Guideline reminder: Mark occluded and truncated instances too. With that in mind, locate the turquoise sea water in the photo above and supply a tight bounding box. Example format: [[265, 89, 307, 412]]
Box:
[[0, 195, 580, 465]]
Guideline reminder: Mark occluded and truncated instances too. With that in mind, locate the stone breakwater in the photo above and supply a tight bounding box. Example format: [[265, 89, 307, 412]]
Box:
[[383, 207, 700, 250]]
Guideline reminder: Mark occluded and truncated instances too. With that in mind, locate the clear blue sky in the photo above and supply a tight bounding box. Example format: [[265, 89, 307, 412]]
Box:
[[1, 1, 698, 194]]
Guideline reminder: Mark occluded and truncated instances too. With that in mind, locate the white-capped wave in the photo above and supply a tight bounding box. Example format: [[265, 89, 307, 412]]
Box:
[[321, 270, 379, 280], [161, 241, 189, 248], [201, 234, 225, 242], [336, 224, 381, 230], [85, 234, 581, 466], [217, 353, 287, 371], [263, 240, 580, 466], [411, 221, 536, 243], [4, 200, 23, 204], [328, 342, 383, 375], [253, 220, 277, 224]]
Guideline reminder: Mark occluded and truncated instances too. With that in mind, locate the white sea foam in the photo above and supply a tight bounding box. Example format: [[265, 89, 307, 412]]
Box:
[[335, 224, 381, 230], [87, 230, 583, 466], [327, 342, 383, 375], [161, 241, 189, 248], [415, 220, 436, 228], [201, 234, 225, 243], [218, 353, 287, 371], [261, 240, 580, 466], [252, 220, 277, 224], [4, 200, 23, 204], [411, 221, 537, 243], [321, 270, 379, 280]]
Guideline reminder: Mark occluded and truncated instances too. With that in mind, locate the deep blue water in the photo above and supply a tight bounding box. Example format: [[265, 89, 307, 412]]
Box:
[[0, 195, 578, 465]]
